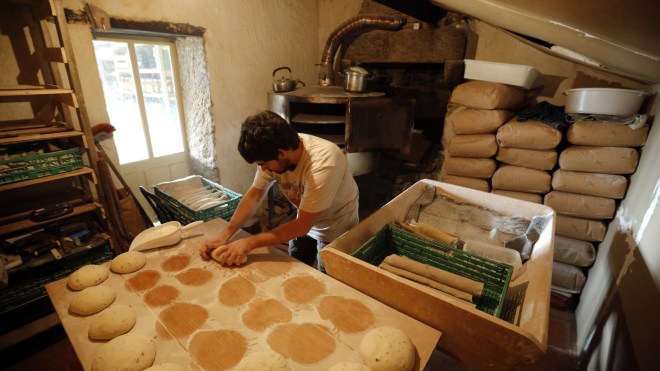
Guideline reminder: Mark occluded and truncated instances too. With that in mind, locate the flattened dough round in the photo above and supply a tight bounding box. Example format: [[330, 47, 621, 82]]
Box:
[[234, 350, 291, 371], [110, 251, 147, 273], [359, 327, 416, 371], [68, 264, 109, 290], [144, 364, 186, 371], [88, 304, 136, 340], [91, 332, 156, 371], [69, 285, 116, 316], [329, 362, 373, 371]]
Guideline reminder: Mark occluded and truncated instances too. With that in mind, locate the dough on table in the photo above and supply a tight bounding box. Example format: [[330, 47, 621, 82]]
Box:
[[88, 304, 136, 340], [69, 285, 116, 316], [234, 350, 290, 371], [144, 364, 186, 371], [91, 332, 157, 371], [110, 251, 147, 273], [329, 362, 373, 371], [67, 264, 109, 290], [211, 248, 248, 265], [359, 327, 416, 371]]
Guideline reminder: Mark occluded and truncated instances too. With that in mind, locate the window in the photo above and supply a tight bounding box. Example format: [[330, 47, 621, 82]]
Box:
[[93, 36, 186, 164]]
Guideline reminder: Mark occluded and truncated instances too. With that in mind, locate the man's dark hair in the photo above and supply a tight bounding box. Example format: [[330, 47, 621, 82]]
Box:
[[238, 110, 300, 163]]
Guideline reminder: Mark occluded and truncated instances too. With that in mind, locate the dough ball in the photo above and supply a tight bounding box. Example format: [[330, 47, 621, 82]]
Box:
[[211, 248, 248, 266], [68, 264, 109, 290], [110, 251, 147, 274], [234, 350, 290, 371], [359, 327, 416, 371], [329, 362, 373, 371], [144, 364, 186, 371], [91, 332, 156, 371], [88, 304, 136, 340], [69, 285, 116, 316]]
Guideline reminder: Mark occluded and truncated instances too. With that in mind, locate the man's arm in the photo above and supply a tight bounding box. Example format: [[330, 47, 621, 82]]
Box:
[[201, 186, 267, 258], [212, 209, 320, 265]]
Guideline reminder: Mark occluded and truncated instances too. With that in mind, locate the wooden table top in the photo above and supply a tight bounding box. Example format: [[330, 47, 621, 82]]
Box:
[[46, 218, 441, 370]]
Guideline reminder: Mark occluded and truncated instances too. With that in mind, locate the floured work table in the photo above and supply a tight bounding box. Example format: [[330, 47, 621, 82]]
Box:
[[46, 218, 441, 370]]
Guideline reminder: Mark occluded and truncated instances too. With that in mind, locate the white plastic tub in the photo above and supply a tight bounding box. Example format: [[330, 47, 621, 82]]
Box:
[[464, 59, 540, 89], [564, 88, 648, 116]]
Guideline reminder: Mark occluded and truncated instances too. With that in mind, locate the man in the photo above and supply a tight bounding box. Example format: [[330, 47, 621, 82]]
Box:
[[201, 110, 359, 272]]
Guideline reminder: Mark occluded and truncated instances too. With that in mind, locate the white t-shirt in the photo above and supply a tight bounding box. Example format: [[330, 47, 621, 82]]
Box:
[[252, 134, 359, 242]]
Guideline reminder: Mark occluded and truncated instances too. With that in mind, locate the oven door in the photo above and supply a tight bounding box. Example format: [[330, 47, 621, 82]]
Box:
[[347, 98, 415, 153]]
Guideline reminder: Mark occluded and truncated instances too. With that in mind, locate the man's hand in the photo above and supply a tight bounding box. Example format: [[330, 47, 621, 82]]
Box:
[[210, 239, 251, 266], [200, 235, 229, 261]]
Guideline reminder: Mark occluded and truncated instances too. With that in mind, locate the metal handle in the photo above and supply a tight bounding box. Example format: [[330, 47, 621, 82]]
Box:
[[272, 66, 292, 78]]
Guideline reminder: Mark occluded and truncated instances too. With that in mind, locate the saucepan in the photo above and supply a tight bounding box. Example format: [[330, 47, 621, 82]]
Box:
[[340, 66, 371, 93], [129, 220, 204, 252]]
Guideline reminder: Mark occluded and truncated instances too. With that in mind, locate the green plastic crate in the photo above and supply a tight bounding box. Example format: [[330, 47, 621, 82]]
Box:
[[351, 224, 513, 317], [0, 147, 83, 185], [155, 177, 242, 223]]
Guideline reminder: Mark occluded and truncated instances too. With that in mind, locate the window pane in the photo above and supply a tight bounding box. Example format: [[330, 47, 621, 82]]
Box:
[[92, 40, 149, 164], [135, 44, 185, 157]]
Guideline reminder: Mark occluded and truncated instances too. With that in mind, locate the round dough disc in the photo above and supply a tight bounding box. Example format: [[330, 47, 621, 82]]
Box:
[[329, 362, 373, 371], [359, 327, 416, 371], [234, 350, 290, 371], [68, 264, 109, 291], [144, 364, 186, 371], [110, 251, 147, 274], [91, 332, 156, 371], [69, 285, 116, 316], [88, 304, 136, 340]]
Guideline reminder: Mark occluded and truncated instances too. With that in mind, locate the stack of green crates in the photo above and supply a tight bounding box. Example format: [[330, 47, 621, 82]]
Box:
[[154, 177, 242, 223], [351, 223, 513, 317]]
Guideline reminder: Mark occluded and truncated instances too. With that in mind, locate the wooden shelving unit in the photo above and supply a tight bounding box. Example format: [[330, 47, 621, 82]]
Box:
[[0, 0, 117, 344]]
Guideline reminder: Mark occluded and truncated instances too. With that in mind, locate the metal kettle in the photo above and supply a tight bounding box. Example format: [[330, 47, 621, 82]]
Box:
[[272, 67, 305, 92]]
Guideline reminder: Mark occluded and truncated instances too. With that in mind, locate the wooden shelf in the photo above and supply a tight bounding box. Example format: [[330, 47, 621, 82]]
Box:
[[0, 202, 100, 235], [0, 167, 96, 192], [291, 113, 346, 124], [0, 130, 85, 146], [0, 85, 77, 107], [0, 85, 72, 96]]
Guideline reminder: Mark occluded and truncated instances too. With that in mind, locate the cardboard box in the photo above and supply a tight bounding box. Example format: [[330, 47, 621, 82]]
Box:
[[321, 179, 555, 370]]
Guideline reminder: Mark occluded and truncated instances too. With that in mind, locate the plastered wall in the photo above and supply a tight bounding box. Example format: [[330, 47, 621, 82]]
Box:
[[62, 0, 321, 194]]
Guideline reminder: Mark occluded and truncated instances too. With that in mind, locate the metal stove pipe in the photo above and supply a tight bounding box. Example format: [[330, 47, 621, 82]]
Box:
[[318, 15, 407, 86]]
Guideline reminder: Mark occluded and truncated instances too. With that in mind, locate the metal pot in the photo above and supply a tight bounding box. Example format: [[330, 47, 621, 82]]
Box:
[[272, 66, 305, 92], [340, 66, 371, 93]]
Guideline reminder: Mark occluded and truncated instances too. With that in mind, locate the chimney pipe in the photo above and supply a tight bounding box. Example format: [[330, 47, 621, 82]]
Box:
[[318, 15, 407, 86]]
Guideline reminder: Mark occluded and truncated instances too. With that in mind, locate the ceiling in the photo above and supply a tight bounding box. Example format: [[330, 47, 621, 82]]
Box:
[[428, 0, 660, 84]]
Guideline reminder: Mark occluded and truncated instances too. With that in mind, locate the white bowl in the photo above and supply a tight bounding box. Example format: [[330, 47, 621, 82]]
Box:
[[565, 88, 648, 116], [464, 59, 540, 89]]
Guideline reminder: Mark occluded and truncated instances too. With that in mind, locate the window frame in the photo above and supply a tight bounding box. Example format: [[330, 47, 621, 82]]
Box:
[[92, 33, 188, 164]]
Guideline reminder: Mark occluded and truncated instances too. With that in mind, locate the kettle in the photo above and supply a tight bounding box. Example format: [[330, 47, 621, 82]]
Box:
[[272, 66, 305, 93]]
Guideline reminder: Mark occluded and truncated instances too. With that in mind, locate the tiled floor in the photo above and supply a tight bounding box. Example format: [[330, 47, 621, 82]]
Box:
[[2, 307, 578, 370]]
